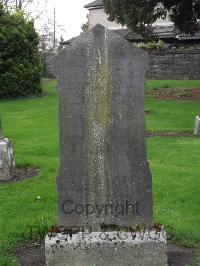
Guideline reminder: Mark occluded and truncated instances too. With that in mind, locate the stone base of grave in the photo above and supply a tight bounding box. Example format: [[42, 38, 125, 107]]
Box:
[[45, 229, 168, 266], [194, 116, 200, 136], [0, 138, 15, 181]]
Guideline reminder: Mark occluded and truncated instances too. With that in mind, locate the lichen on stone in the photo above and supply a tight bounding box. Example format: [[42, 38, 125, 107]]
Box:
[[84, 40, 113, 209]]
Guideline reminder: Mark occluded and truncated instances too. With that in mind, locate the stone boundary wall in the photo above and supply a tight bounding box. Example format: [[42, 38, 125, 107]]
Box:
[[42, 53, 56, 78], [42, 48, 200, 80], [146, 48, 200, 80]]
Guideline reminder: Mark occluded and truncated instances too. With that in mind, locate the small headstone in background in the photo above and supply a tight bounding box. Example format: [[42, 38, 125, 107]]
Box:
[[0, 119, 15, 181], [194, 116, 200, 136]]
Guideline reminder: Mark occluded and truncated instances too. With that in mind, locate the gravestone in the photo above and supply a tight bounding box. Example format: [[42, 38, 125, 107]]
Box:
[[45, 24, 167, 266], [0, 119, 15, 181], [194, 116, 200, 136]]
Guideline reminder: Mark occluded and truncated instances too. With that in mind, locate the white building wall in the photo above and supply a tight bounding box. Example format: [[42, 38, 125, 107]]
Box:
[[87, 7, 173, 30], [88, 8, 122, 30]]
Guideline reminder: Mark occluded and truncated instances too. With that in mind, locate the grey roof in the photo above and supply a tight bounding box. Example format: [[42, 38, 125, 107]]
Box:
[[175, 32, 200, 40], [60, 26, 200, 46], [60, 37, 76, 45], [125, 29, 200, 41], [84, 0, 103, 9]]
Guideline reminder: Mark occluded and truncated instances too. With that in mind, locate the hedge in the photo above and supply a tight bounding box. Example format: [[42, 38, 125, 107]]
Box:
[[0, 4, 42, 99]]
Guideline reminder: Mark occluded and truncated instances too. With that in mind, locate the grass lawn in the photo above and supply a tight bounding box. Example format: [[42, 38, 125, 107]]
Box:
[[146, 80, 200, 132], [0, 79, 200, 265]]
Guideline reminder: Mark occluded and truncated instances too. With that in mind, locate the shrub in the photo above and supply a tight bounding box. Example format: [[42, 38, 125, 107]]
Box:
[[135, 40, 165, 50], [0, 4, 42, 99]]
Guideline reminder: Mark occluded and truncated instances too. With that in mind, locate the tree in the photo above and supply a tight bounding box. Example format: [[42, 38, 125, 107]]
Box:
[[103, 0, 200, 34], [0, 3, 42, 99], [39, 21, 60, 53], [81, 21, 89, 32], [2, 0, 63, 53], [1, 0, 33, 10], [1, 0, 48, 21], [38, 6, 66, 53]]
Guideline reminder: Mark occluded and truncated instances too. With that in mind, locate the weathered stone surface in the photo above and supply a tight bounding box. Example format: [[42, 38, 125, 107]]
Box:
[[43, 52, 57, 78], [56, 24, 152, 230], [194, 116, 200, 136], [45, 229, 168, 266], [146, 48, 200, 80], [52, 45, 200, 80], [46, 24, 168, 266], [0, 138, 15, 181]]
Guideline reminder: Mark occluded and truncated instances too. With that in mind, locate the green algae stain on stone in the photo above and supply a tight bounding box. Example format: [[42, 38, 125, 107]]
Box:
[[84, 46, 113, 209]]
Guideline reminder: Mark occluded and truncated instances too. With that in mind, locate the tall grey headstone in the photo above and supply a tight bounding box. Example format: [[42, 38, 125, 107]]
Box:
[[45, 24, 167, 266]]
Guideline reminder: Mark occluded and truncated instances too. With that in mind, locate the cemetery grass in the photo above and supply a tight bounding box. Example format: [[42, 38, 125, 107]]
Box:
[[146, 80, 200, 132], [0, 79, 200, 265]]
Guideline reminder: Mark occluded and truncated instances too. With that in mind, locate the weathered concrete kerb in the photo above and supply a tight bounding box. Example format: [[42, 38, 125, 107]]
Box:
[[45, 24, 168, 266]]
